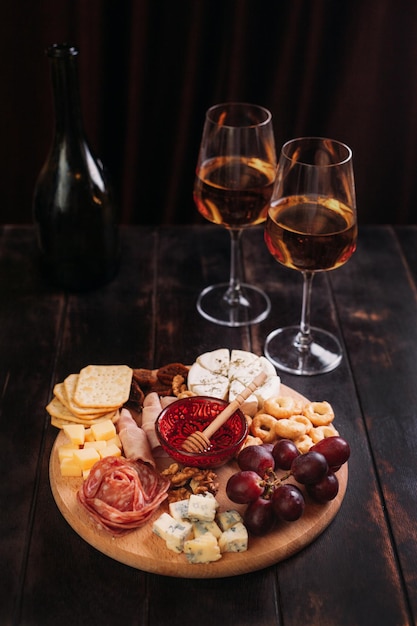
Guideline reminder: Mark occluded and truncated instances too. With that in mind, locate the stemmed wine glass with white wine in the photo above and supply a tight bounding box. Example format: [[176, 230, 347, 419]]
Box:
[[264, 137, 357, 375], [193, 102, 277, 327]]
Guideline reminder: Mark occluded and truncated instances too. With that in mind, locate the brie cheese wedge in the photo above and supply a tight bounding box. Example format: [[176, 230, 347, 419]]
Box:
[[196, 348, 230, 377], [187, 362, 229, 400], [187, 349, 280, 415]]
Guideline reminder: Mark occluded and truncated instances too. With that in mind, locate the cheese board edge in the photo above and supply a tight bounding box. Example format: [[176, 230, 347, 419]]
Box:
[[49, 383, 348, 578]]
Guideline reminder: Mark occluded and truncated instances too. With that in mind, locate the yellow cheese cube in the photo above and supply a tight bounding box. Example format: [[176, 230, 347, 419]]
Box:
[[107, 434, 122, 449], [57, 445, 79, 463], [84, 428, 95, 442], [73, 447, 101, 470], [83, 440, 107, 450], [90, 420, 116, 441], [63, 424, 85, 446], [98, 443, 122, 459], [60, 457, 83, 477], [82, 469, 91, 480]]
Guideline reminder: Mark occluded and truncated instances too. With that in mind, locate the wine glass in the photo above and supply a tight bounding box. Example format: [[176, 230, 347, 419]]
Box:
[[193, 102, 277, 327], [264, 137, 357, 375]]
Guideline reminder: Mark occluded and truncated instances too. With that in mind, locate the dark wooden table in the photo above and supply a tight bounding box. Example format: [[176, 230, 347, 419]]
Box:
[[1, 224, 417, 626]]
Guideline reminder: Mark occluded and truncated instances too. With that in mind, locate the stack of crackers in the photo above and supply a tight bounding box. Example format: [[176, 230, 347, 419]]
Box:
[[47, 364, 133, 428]]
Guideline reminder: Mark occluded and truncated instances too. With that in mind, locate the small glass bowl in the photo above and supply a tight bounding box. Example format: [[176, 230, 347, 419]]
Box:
[[155, 396, 248, 468]]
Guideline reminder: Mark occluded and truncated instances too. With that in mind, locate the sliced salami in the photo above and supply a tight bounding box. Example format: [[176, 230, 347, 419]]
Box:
[[77, 456, 170, 535]]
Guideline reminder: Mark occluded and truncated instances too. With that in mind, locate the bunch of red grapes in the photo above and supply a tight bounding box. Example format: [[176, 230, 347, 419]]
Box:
[[226, 436, 350, 536]]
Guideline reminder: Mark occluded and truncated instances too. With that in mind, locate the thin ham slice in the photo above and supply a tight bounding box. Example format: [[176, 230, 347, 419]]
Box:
[[116, 408, 155, 467], [77, 456, 170, 536], [141, 392, 166, 455], [160, 395, 178, 408]]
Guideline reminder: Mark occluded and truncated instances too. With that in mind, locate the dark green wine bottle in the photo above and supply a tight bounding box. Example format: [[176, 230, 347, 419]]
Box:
[[33, 43, 119, 291]]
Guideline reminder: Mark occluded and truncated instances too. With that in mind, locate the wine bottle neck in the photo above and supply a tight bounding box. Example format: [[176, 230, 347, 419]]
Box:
[[47, 44, 85, 139]]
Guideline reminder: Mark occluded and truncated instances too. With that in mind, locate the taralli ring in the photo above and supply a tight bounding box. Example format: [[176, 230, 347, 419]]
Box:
[[251, 414, 278, 443], [310, 424, 339, 443], [294, 434, 314, 454], [264, 396, 300, 419], [303, 401, 334, 427], [240, 434, 264, 450], [291, 414, 313, 432], [274, 416, 307, 440]]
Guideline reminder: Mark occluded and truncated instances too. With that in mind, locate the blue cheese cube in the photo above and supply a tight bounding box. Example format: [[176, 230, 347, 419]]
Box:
[[168, 499, 190, 521], [192, 520, 222, 540], [152, 513, 193, 553], [187, 494, 218, 522], [218, 522, 248, 553], [183, 534, 222, 564], [216, 509, 243, 531]]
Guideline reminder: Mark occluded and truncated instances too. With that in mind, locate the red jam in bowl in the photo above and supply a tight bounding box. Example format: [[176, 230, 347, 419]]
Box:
[[155, 396, 248, 468]]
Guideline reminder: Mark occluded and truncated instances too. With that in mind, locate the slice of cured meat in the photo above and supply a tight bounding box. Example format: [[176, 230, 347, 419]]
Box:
[[77, 456, 170, 535], [116, 408, 155, 467], [141, 392, 166, 454]]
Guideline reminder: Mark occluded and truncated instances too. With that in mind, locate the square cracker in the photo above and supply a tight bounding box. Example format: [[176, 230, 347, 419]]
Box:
[[59, 375, 117, 416], [46, 397, 116, 425], [50, 412, 117, 429], [74, 365, 133, 409]]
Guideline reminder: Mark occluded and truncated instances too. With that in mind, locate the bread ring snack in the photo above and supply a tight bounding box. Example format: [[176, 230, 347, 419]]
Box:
[[294, 434, 314, 454], [310, 424, 339, 443], [291, 414, 313, 432], [303, 401, 334, 427], [264, 395, 300, 419], [274, 416, 307, 440], [251, 414, 278, 443], [240, 434, 264, 450]]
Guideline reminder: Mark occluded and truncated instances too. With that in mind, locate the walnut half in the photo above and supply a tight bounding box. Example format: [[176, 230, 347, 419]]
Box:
[[161, 463, 219, 502]]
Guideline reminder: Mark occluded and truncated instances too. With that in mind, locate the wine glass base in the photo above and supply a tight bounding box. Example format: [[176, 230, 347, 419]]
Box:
[[197, 282, 271, 327], [264, 325, 343, 375]]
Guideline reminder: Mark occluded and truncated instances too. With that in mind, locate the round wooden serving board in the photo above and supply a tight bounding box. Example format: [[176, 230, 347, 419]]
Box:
[[49, 384, 348, 578]]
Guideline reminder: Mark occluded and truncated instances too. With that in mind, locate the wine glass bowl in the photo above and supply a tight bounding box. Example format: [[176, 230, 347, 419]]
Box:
[[264, 137, 357, 375], [193, 102, 276, 326]]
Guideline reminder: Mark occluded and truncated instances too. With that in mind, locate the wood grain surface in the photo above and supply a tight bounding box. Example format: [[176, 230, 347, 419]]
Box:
[[3, 225, 416, 626]]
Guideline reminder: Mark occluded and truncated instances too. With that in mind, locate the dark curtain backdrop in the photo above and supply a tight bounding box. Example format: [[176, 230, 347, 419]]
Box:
[[2, 0, 417, 225]]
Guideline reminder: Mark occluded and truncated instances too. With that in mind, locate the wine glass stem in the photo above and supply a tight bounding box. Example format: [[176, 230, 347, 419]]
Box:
[[296, 271, 315, 351], [224, 228, 244, 306]]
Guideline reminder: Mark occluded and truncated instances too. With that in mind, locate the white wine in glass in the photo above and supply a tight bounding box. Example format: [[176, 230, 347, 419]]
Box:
[[193, 102, 277, 327], [264, 137, 357, 375]]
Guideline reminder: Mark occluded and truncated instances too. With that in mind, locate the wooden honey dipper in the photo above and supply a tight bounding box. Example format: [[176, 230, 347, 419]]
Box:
[[181, 371, 267, 453]]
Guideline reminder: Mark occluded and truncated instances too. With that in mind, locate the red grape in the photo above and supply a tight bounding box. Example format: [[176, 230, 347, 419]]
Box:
[[307, 471, 339, 503], [272, 439, 300, 470], [225, 432, 351, 538], [271, 484, 305, 521], [226, 470, 264, 504], [238, 445, 275, 476], [243, 497, 275, 535], [291, 451, 328, 485], [311, 436, 350, 469]]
